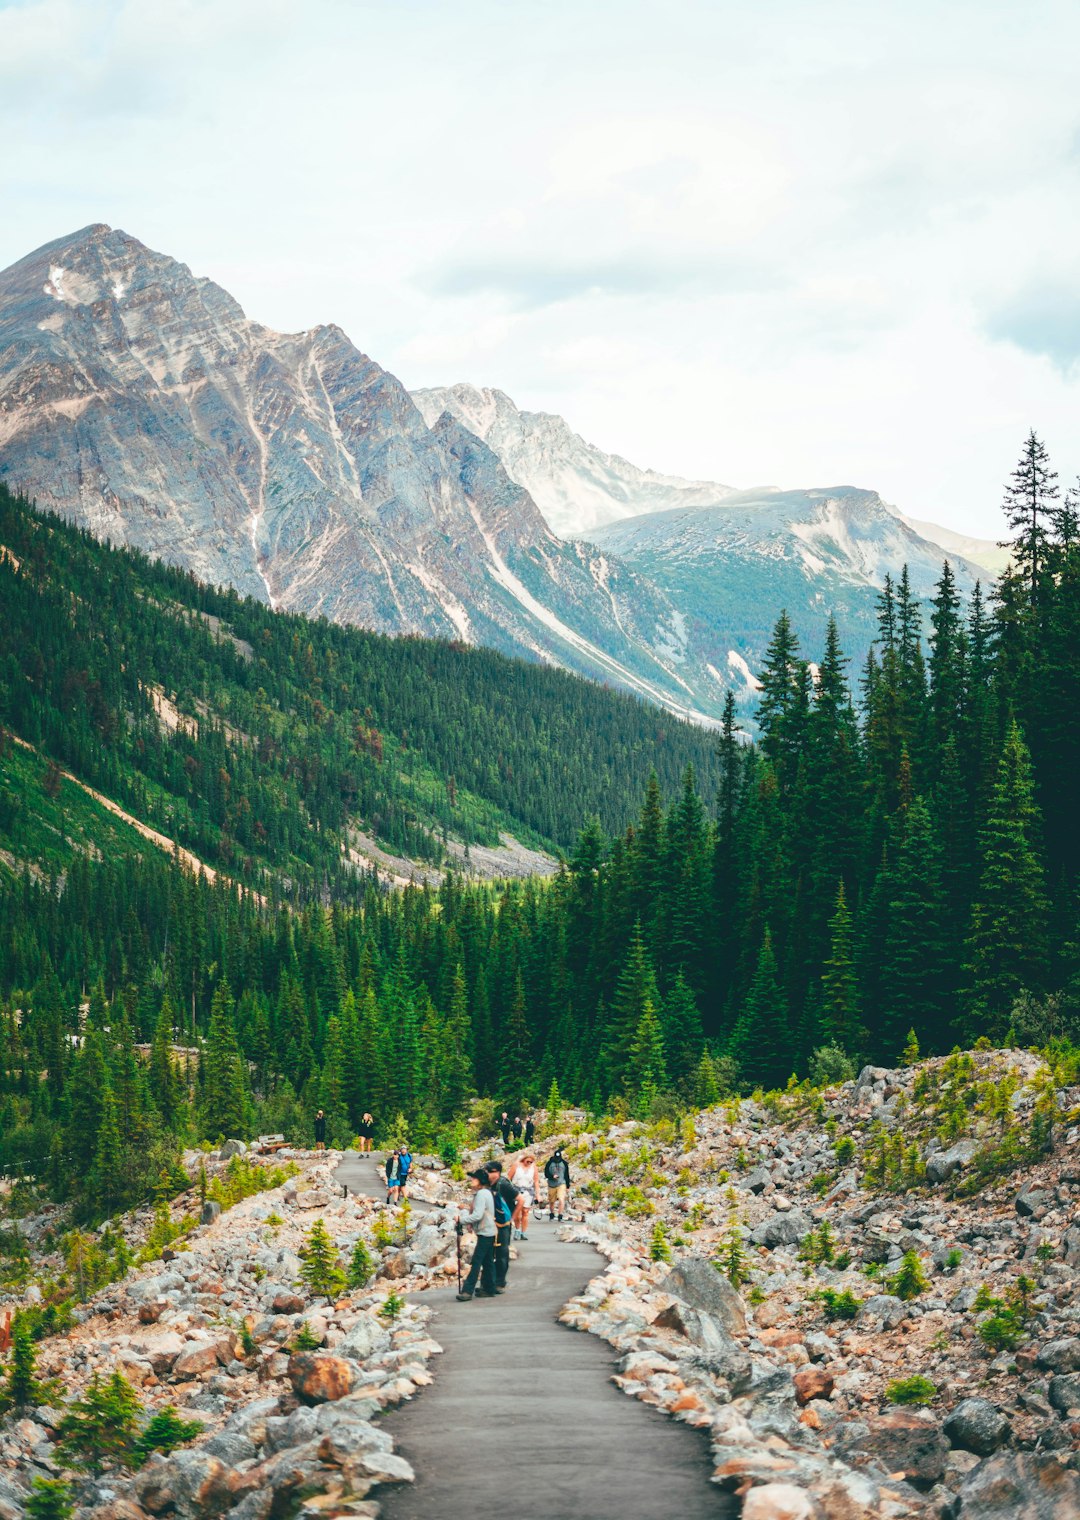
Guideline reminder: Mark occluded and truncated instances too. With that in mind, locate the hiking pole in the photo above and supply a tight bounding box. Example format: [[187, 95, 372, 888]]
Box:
[[455, 1220, 463, 1294]]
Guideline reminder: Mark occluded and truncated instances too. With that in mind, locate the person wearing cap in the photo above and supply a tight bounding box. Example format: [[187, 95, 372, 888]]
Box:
[[544, 1147, 571, 1220], [456, 1169, 498, 1300], [483, 1159, 518, 1290]]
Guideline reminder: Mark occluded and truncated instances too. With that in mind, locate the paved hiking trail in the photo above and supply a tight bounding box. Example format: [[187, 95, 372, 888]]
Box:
[[336, 1152, 730, 1519]]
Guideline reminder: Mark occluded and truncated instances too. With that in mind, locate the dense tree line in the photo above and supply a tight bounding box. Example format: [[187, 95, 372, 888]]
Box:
[[0, 483, 723, 896], [1, 436, 1078, 1222]]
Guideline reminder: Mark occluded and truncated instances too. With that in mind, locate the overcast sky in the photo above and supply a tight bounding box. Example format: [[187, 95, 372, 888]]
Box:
[[2, 0, 1077, 536]]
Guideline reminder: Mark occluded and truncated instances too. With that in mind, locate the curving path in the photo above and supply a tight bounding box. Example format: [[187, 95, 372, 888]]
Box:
[[336, 1152, 731, 1519]]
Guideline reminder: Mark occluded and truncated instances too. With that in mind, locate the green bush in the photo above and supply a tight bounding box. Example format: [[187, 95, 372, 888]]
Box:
[[809, 1044, 856, 1087], [56, 1371, 142, 1472], [887, 1250, 929, 1301], [291, 1323, 322, 1352], [25, 1479, 74, 1520], [299, 1219, 346, 1299], [348, 1239, 375, 1289], [886, 1375, 936, 1406], [649, 1221, 672, 1263], [813, 1287, 862, 1320], [131, 1407, 203, 1467]]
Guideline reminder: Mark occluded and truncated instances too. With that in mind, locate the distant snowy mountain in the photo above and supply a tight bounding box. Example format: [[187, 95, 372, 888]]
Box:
[[412, 383, 735, 540], [897, 514, 1009, 577]]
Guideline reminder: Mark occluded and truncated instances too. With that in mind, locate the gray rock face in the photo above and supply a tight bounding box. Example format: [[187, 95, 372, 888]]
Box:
[[652, 1301, 753, 1393], [337, 1315, 392, 1363], [943, 1397, 1010, 1456], [1048, 1373, 1080, 1414], [950, 1452, 1080, 1518], [219, 1139, 248, 1160], [1037, 1338, 1080, 1374], [0, 225, 727, 725], [749, 1209, 812, 1248], [925, 1139, 981, 1185], [659, 1255, 747, 1336]]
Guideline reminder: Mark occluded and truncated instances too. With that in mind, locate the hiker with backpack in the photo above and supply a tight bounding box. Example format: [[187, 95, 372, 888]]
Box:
[[483, 1159, 518, 1289], [544, 1147, 571, 1220], [384, 1148, 401, 1204], [456, 1169, 499, 1300], [397, 1144, 413, 1199], [508, 1151, 539, 1239]]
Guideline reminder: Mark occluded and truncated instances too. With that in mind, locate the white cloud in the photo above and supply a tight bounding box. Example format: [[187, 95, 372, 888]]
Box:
[[1, 0, 1078, 536]]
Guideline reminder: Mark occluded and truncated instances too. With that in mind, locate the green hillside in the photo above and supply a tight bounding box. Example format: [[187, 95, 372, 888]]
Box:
[[0, 485, 723, 894]]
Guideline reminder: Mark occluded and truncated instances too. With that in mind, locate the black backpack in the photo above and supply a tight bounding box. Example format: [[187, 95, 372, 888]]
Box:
[[495, 1177, 519, 1225]]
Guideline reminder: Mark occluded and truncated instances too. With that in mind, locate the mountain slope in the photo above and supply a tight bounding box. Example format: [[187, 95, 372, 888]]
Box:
[[413, 382, 735, 539], [590, 486, 985, 691], [898, 513, 1010, 576], [0, 225, 723, 722], [0, 485, 727, 893]]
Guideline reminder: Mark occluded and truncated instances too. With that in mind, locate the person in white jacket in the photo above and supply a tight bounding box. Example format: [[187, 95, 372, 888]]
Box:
[[456, 1169, 498, 1300], [508, 1152, 539, 1239]]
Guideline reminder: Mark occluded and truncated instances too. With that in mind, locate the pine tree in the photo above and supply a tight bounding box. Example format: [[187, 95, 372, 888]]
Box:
[[299, 1219, 346, 1299], [663, 973, 705, 1089], [625, 992, 667, 1098], [879, 798, 950, 1058], [201, 980, 247, 1140], [963, 722, 1049, 1039], [148, 997, 180, 1126], [89, 1078, 124, 1218], [0, 1317, 47, 1411], [820, 882, 864, 1055], [501, 970, 532, 1113], [1002, 429, 1058, 598], [757, 611, 802, 787], [727, 930, 790, 1090]]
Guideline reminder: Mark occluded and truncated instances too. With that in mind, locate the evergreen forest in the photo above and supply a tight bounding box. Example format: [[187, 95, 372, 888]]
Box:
[[1, 433, 1079, 1224]]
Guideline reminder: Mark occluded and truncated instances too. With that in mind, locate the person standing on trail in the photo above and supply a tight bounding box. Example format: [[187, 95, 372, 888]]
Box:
[[314, 1109, 327, 1151], [357, 1113, 374, 1153], [499, 1111, 512, 1146], [544, 1147, 571, 1220], [508, 1152, 539, 1239], [483, 1160, 518, 1290], [456, 1169, 498, 1300], [511, 1115, 524, 1143], [385, 1148, 401, 1204], [524, 1115, 536, 1146], [397, 1144, 413, 1200]]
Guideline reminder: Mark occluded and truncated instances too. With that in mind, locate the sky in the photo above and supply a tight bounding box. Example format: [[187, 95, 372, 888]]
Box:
[[1, 0, 1078, 537]]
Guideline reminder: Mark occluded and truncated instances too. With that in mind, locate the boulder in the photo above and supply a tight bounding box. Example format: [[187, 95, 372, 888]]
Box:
[[742, 1166, 771, 1194], [659, 1255, 747, 1335], [741, 1485, 815, 1520], [951, 1452, 1080, 1518], [1015, 1185, 1049, 1218], [295, 1190, 329, 1210], [1037, 1338, 1080, 1374], [219, 1138, 248, 1160], [837, 1408, 948, 1491], [200, 1201, 222, 1226], [652, 1301, 752, 1392], [337, 1314, 392, 1363], [133, 1451, 233, 1517], [749, 1210, 812, 1249], [172, 1336, 234, 1380], [378, 1250, 411, 1280], [943, 1397, 1010, 1456], [288, 1351, 359, 1404], [925, 1139, 980, 1185], [793, 1365, 834, 1405], [1048, 1374, 1080, 1414], [858, 1293, 910, 1330]]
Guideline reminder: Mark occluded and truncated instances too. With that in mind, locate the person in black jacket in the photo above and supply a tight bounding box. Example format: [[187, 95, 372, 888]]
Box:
[[314, 1109, 326, 1151], [524, 1115, 536, 1146], [483, 1160, 519, 1290], [544, 1148, 571, 1220], [499, 1111, 512, 1146]]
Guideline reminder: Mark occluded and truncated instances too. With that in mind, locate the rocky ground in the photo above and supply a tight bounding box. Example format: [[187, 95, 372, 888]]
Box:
[[3, 1046, 1080, 1518]]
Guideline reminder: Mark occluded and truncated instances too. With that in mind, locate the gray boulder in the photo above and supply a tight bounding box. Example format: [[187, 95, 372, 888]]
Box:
[[200, 1200, 222, 1226], [943, 1397, 1010, 1456], [659, 1255, 747, 1335], [859, 1294, 911, 1330], [749, 1209, 812, 1249], [1037, 1338, 1080, 1374], [742, 1166, 771, 1194], [219, 1138, 248, 1160], [337, 1314, 392, 1363], [652, 1301, 752, 1393], [951, 1452, 1080, 1518], [1048, 1374, 1080, 1414], [1015, 1184, 1049, 1218], [925, 1139, 980, 1185]]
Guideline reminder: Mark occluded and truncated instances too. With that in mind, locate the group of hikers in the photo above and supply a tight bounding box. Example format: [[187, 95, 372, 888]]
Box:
[[455, 1144, 573, 1301]]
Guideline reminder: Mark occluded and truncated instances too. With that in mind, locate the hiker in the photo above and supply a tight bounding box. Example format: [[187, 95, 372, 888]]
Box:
[[456, 1169, 498, 1300], [314, 1109, 326, 1151], [511, 1114, 524, 1142], [397, 1143, 413, 1199], [483, 1160, 518, 1289], [524, 1114, 536, 1146], [385, 1147, 401, 1204], [508, 1151, 539, 1238], [357, 1113, 374, 1153], [544, 1147, 571, 1220], [499, 1111, 511, 1145]]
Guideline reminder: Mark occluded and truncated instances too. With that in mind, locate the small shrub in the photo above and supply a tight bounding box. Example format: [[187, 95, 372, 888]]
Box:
[[56, 1371, 142, 1472], [265, 1212, 284, 1228], [809, 1044, 856, 1087], [379, 1291, 405, 1322], [299, 1219, 347, 1299], [887, 1250, 929, 1301], [131, 1407, 203, 1466], [944, 1248, 963, 1271], [649, 1222, 672, 1263], [833, 1136, 856, 1165], [0, 1318, 51, 1411], [25, 1479, 74, 1520], [887, 1375, 937, 1406], [291, 1323, 322, 1352], [813, 1288, 862, 1320], [979, 1314, 1022, 1352], [372, 1213, 395, 1249], [239, 1321, 258, 1358], [348, 1240, 375, 1289]]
